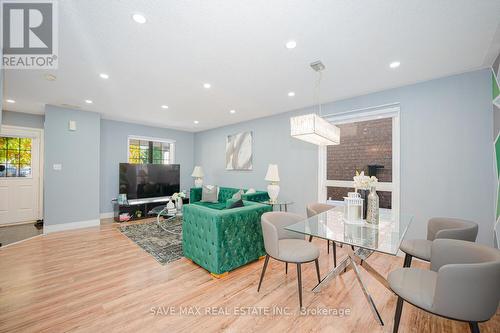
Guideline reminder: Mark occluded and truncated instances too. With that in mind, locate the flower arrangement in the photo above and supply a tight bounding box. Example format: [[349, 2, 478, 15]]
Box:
[[353, 171, 378, 190], [171, 191, 186, 201]]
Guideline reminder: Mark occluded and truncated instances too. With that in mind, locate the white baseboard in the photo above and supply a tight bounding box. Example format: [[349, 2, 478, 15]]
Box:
[[100, 212, 114, 219], [44, 219, 100, 234]]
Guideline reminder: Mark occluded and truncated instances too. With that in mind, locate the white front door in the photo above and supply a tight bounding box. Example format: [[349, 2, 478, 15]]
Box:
[[0, 126, 43, 225]]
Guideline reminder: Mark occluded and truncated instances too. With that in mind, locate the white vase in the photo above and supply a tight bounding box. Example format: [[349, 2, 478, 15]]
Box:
[[176, 197, 183, 214], [267, 183, 280, 203], [166, 200, 175, 211]]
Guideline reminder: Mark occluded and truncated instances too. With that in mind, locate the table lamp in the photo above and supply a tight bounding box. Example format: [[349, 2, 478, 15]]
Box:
[[265, 164, 280, 203], [191, 166, 204, 188]]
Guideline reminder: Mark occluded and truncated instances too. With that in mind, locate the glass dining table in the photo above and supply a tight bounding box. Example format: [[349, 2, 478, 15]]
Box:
[[285, 206, 413, 326]]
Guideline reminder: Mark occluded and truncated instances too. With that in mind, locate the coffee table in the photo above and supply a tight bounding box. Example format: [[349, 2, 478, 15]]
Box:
[[148, 205, 180, 234]]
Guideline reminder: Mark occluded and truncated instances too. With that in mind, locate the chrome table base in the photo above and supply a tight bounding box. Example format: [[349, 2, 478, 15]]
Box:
[[312, 246, 388, 326]]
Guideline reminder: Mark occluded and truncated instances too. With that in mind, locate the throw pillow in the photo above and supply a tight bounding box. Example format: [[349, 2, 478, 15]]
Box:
[[232, 189, 244, 200], [228, 199, 244, 209], [201, 185, 219, 203], [245, 188, 256, 194]]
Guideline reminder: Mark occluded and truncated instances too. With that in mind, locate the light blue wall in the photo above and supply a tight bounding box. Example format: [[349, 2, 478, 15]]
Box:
[[195, 69, 495, 245], [44, 105, 101, 226], [100, 119, 195, 214], [1, 110, 44, 128]]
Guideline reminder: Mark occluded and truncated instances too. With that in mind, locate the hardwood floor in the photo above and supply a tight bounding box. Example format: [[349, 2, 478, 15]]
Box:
[[0, 220, 498, 333]]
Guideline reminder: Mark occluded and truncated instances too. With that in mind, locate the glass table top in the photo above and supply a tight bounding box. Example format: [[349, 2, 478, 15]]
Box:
[[285, 206, 413, 256]]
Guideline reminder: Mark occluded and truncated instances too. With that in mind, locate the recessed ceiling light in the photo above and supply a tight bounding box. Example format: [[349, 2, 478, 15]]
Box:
[[161, 105, 169, 109], [85, 99, 93, 104], [389, 61, 401, 69], [99, 73, 109, 79], [44, 73, 57, 81], [288, 91, 295, 97], [285, 40, 297, 49], [5, 99, 15, 103], [229, 109, 236, 114], [132, 13, 146, 24], [194, 120, 199, 124], [203, 83, 211, 89]]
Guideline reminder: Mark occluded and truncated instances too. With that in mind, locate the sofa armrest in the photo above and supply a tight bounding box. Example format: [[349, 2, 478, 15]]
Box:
[[190, 187, 202, 203], [242, 191, 269, 202]]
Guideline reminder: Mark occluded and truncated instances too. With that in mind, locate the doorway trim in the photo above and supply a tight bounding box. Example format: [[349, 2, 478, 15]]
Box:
[[317, 105, 401, 219], [0, 125, 44, 221]]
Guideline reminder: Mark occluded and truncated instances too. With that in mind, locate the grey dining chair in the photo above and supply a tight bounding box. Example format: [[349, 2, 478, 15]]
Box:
[[258, 212, 321, 308], [400, 217, 478, 267], [306, 203, 338, 267], [389, 239, 500, 333]]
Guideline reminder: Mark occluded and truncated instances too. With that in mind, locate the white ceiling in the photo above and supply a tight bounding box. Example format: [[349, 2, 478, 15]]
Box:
[[3, 0, 500, 132]]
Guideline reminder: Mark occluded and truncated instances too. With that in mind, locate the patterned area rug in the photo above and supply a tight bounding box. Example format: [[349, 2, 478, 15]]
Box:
[[119, 217, 183, 265]]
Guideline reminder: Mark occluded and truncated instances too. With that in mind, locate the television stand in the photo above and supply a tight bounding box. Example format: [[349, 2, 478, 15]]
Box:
[[112, 196, 189, 222]]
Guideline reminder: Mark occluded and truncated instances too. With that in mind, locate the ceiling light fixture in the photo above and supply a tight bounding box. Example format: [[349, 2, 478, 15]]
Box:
[[194, 120, 199, 124], [132, 13, 147, 24], [44, 74, 57, 81], [85, 100, 93, 104], [288, 91, 295, 97], [290, 61, 340, 146], [229, 109, 236, 114], [203, 83, 211, 89], [161, 105, 169, 109], [5, 99, 16, 103], [285, 40, 297, 49], [99, 73, 109, 79], [389, 61, 401, 69]]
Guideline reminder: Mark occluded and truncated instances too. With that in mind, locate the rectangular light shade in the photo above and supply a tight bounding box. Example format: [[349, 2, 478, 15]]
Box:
[[290, 114, 340, 146]]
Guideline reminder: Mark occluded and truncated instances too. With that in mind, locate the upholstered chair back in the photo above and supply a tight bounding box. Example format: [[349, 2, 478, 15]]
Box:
[[261, 212, 305, 258]]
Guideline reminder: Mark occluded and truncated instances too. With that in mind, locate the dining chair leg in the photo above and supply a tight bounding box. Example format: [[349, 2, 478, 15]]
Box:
[[309, 235, 313, 242], [469, 322, 480, 333], [327, 240, 330, 254], [285, 262, 288, 274], [314, 259, 321, 283], [403, 254, 412, 267], [393, 296, 404, 333], [257, 255, 269, 292], [296, 263, 303, 308], [332, 241, 337, 267]]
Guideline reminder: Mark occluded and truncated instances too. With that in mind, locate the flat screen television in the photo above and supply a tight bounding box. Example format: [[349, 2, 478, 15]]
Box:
[[119, 163, 180, 199]]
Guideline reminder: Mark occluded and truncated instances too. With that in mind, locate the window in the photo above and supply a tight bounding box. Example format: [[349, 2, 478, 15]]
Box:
[[128, 136, 175, 164], [318, 106, 400, 216], [0, 136, 33, 177]]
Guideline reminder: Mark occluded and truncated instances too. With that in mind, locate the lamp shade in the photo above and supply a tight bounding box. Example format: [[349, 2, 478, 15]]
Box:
[[265, 164, 280, 182], [191, 166, 204, 178], [290, 113, 340, 146]]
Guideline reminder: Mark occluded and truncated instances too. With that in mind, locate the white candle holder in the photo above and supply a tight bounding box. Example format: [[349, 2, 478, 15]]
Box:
[[343, 192, 364, 224]]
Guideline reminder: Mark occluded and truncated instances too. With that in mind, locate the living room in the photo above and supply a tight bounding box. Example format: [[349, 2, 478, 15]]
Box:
[[1, 1, 500, 332]]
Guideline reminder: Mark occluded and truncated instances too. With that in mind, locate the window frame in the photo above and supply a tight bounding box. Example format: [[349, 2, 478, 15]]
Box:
[[317, 105, 400, 220], [127, 135, 176, 165]]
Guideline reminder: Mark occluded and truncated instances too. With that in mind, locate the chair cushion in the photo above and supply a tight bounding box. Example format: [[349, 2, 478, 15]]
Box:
[[400, 239, 432, 261], [277, 239, 320, 263], [388, 268, 437, 311]]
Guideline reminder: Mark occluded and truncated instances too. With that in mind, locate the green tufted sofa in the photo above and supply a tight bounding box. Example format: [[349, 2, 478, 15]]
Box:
[[183, 187, 271, 276]]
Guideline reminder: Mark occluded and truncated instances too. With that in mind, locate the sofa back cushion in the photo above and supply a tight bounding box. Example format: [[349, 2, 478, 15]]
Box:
[[218, 187, 240, 202]]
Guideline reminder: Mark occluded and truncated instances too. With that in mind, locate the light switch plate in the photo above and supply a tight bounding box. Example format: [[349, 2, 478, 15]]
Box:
[[53, 164, 62, 171], [69, 120, 77, 131]]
